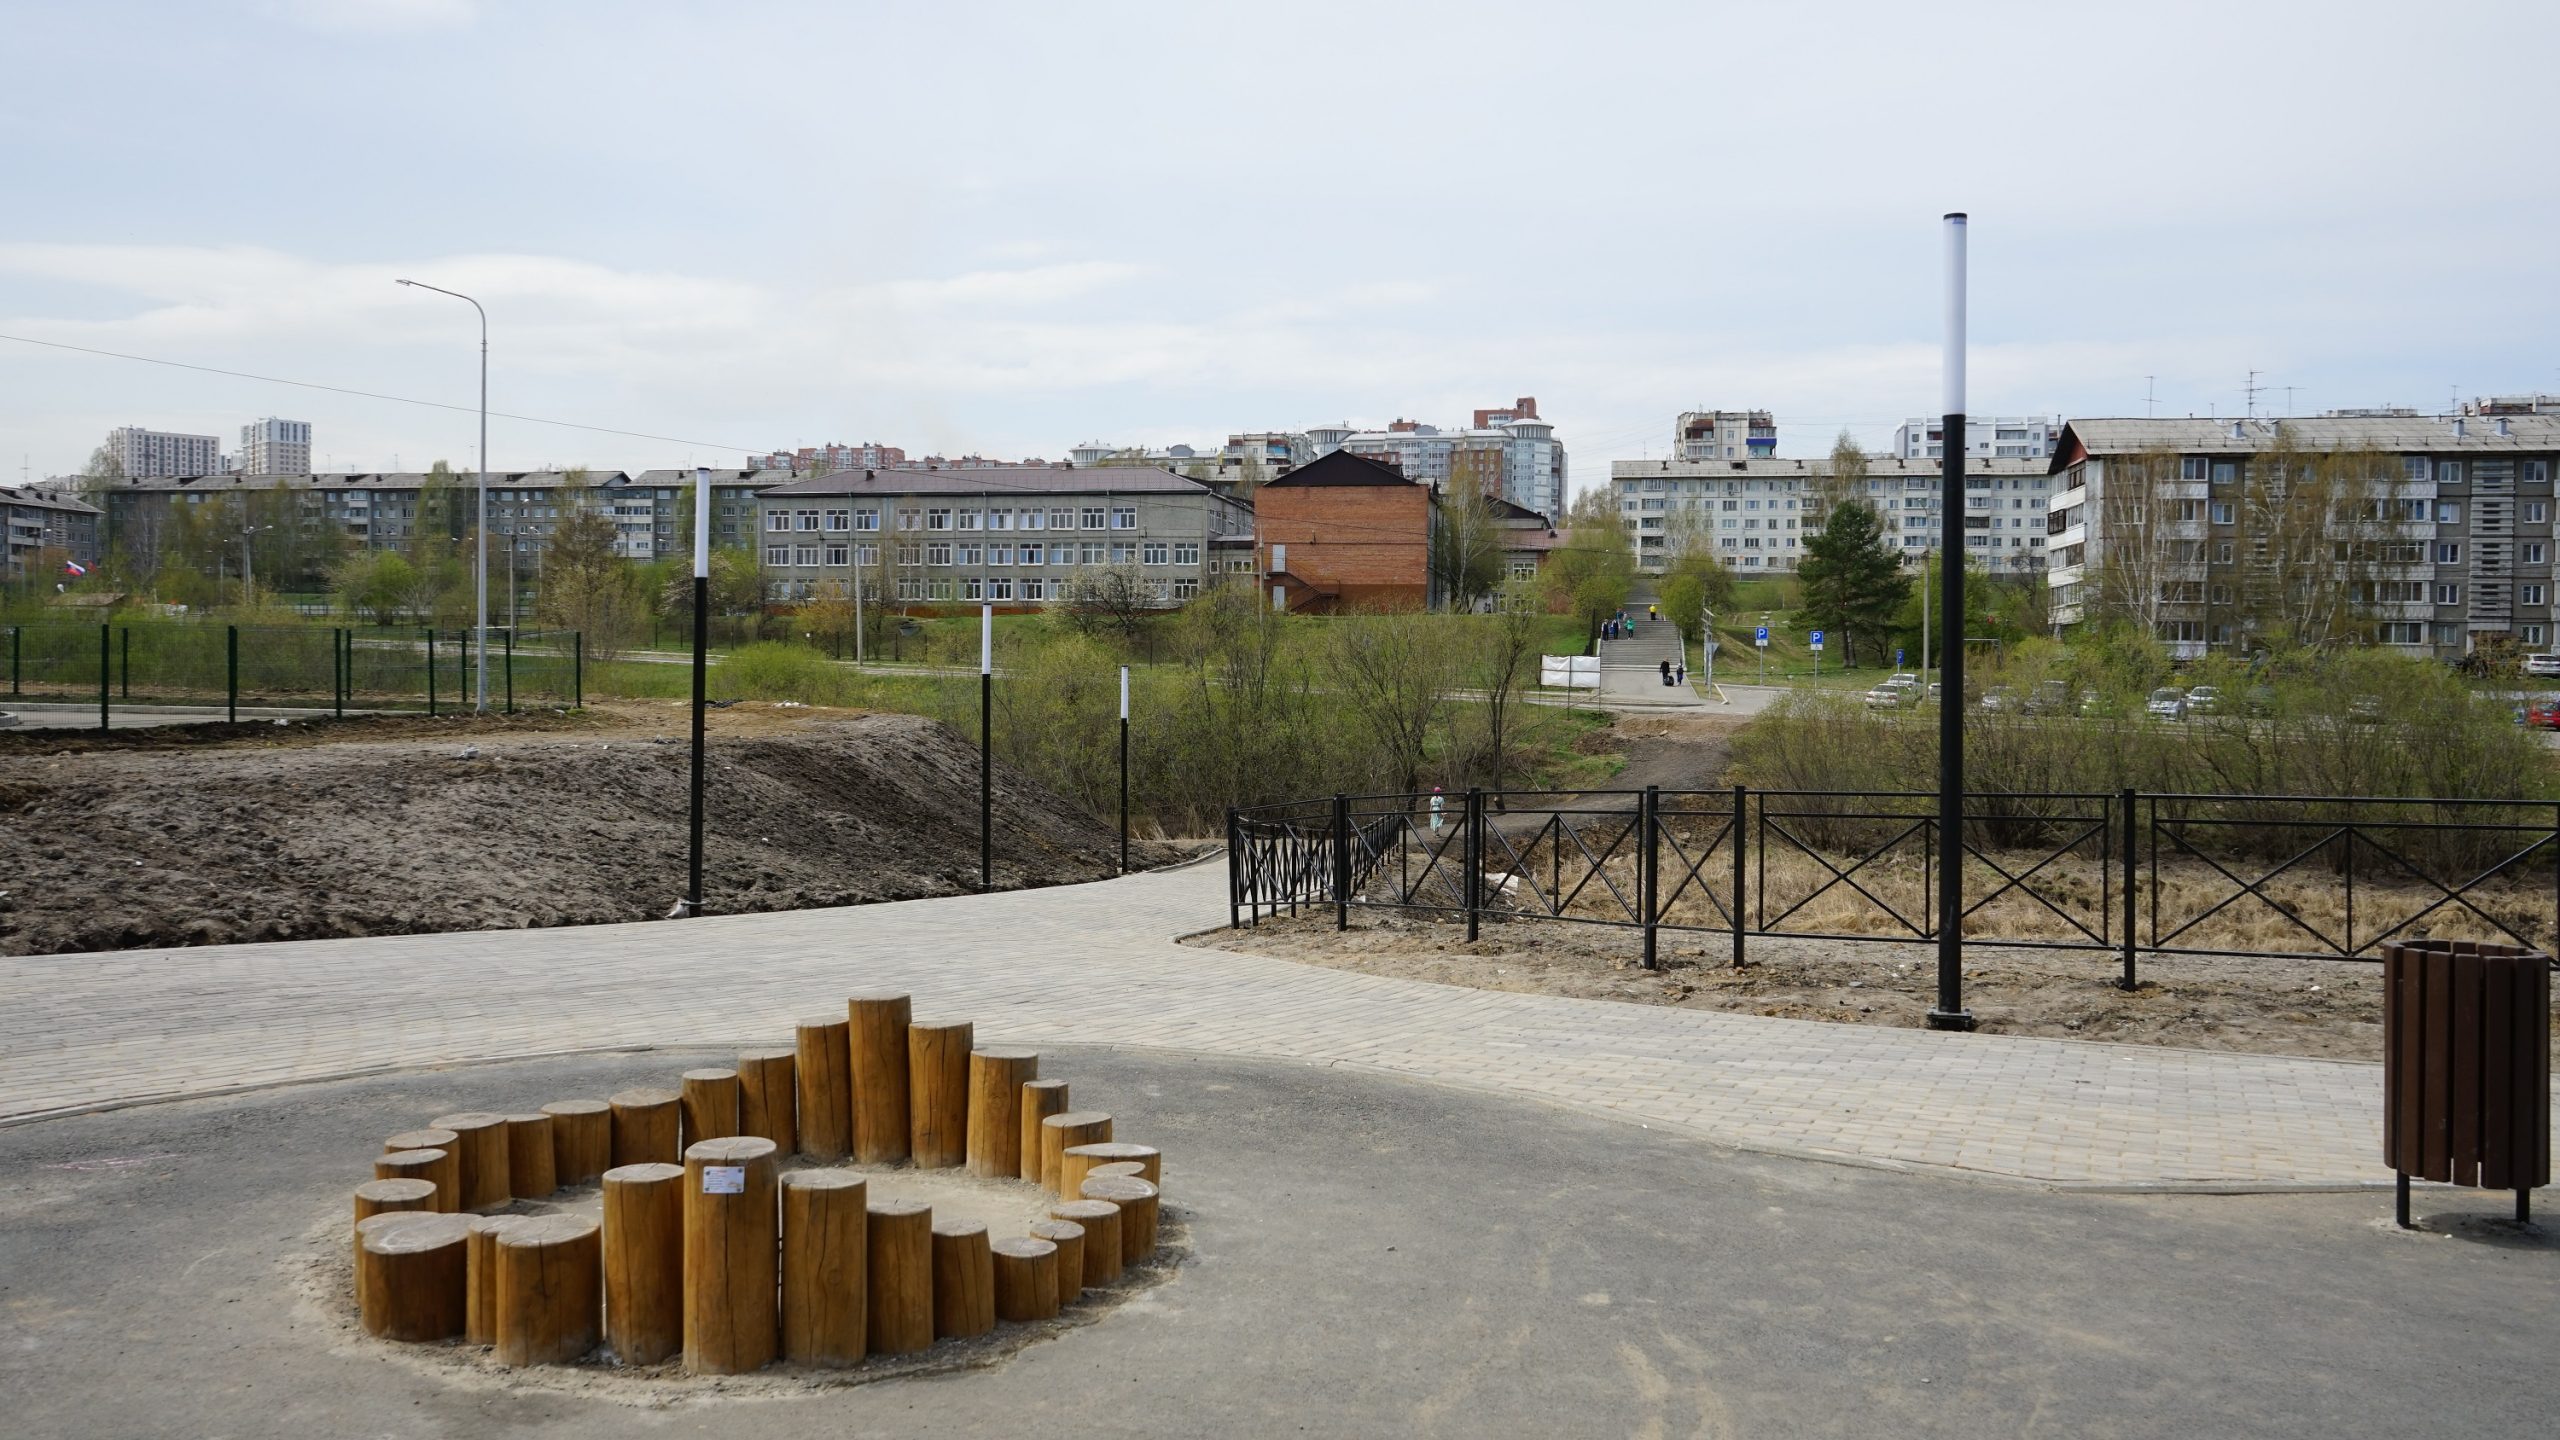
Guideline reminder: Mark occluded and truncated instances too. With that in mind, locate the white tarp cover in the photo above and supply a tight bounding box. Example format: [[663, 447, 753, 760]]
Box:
[[1539, 654, 1601, 689]]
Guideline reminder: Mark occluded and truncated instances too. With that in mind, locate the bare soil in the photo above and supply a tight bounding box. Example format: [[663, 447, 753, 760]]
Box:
[[0, 703, 1185, 956], [1190, 911, 2560, 1064]]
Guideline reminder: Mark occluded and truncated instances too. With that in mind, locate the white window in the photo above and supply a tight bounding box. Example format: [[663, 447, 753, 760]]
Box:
[[1021, 509, 1045, 531], [2525, 624, 2548, 645], [1173, 542, 1200, 565], [2439, 462, 2463, 485], [823, 544, 849, 566], [1022, 578, 1047, 601], [2525, 461, 2549, 484], [766, 512, 791, 532], [896, 543, 921, 566], [793, 545, 821, 567], [927, 508, 951, 530], [1141, 541, 1168, 565], [823, 509, 851, 531], [988, 544, 1013, 566], [2210, 502, 2235, 524], [1019, 543, 1044, 565], [764, 545, 790, 565], [1173, 578, 1200, 599], [1051, 507, 1076, 529], [957, 509, 981, 531], [988, 508, 1013, 531], [2211, 461, 2238, 484], [2528, 543, 2549, 564], [2380, 622, 2424, 644], [855, 508, 879, 531], [2437, 501, 2462, 523], [1080, 506, 1107, 529], [2435, 582, 2462, 604], [2400, 497, 2432, 521], [958, 544, 982, 566], [2526, 502, 2548, 523], [927, 542, 952, 566], [1108, 506, 1135, 529], [796, 510, 821, 532], [855, 543, 877, 566], [1109, 542, 1135, 564], [2525, 584, 2547, 606], [1082, 542, 1106, 565], [988, 577, 1013, 600], [897, 578, 923, 601], [897, 509, 920, 531], [2438, 542, 2463, 563], [962, 577, 984, 601]]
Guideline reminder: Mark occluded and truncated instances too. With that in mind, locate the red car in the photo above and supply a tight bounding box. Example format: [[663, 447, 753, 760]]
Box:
[[2527, 700, 2560, 730]]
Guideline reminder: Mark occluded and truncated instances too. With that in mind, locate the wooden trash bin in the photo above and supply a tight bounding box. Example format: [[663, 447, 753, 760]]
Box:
[[2382, 938, 2552, 1226]]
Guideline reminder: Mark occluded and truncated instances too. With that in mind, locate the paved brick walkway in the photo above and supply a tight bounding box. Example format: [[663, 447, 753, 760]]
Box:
[[2, 859, 2530, 1189]]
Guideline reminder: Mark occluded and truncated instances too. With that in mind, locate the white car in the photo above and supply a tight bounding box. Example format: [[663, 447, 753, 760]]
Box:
[[2145, 687, 2189, 720], [2525, 653, 2560, 678]]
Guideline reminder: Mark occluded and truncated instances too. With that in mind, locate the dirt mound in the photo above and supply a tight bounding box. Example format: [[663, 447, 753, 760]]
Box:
[[0, 710, 1181, 956]]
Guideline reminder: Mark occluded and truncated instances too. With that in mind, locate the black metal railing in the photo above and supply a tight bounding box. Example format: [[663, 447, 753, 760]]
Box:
[[1228, 787, 2560, 981]]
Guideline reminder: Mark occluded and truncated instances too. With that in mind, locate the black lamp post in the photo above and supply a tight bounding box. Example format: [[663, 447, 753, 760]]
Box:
[[1928, 214, 1977, 1031], [680, 465, 710, 918]]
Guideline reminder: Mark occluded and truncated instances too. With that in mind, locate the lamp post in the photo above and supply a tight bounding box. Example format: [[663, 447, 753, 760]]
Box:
[[679, 467, 711, 917], [1929, 214, 1977, 1031], [980, 604, 994, 892], [1118, 664, 1131, 874], [395, 277, 489, 712]]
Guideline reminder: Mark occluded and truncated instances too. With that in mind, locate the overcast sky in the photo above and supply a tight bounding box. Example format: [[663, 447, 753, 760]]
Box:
[[4, 0, 2552, 491]]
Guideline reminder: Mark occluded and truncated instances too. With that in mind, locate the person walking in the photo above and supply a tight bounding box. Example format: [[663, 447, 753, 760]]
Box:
[[1659, 659, 1673, 687], [1676, 661, 1687, 687], [1429, 786, 1446, 837]]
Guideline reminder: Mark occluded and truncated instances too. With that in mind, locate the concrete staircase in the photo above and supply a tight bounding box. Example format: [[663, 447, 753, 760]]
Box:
[[1595, 618, 1701, 707]]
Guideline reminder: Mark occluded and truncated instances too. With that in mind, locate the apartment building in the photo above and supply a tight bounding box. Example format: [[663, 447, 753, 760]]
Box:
[[1, 485, 101, 580], [1893, 416, 2061, 461], [1675, 410, 1778, 461], [1331, 399, 1565, 520], [2044, 414, 2560, 659], [238, 418, 313, 475], [102, 425, 225, 478], [1610, 455, 2052, 575], [1255, 450, 1443, 612], [752, 465, 1249, 608], [746, 442, 908, 475]]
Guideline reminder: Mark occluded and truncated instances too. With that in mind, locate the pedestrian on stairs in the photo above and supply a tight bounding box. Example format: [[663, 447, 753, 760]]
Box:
[[1676, 661, 1687, 687], [1660, 659, 1673, 687]]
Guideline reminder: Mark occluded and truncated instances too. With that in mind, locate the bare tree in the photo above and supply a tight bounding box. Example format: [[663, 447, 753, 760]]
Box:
[[2234, 427, 2390, 649], [1324, 609, 1454, 794], [1468, 579, 1545, 785], [535, 504, 642, 657], [1429, 489, 1506, 610], [1061, 564, 1155, 643], [2084, 446, 2184, 636]]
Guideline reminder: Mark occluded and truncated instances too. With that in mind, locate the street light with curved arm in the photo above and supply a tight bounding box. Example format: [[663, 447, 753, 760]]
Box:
[[394, 277, 489, 712]]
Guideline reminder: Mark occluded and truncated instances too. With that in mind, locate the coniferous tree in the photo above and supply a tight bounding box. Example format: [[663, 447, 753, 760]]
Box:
[[1796, 498, 1910, 667]]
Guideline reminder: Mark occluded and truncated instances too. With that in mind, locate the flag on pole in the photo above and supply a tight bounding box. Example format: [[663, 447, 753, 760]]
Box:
[[62, 558, 88, 576]]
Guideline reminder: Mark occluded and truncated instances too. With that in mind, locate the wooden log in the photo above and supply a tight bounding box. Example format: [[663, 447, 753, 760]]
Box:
[[780, 1171, 867, 1367], [794, 1016, 852, 1160], [1026, 1220, 1086, 1306], [609, 1087, 681, 1167], [907, 1020, 974, 1168], [864, 1198, 933, 1355], [680, 1067, 741, 1148], [428, 1111, 512, 1210], [930, 1220, 994, 1340], [372, 1152, 453, 1213], [991, 1237, 1060, 1323], [1079, 1175, 1161, 1265], [966, 1047, 1038, 1180], [601, 1162, 685, 1366], [504, 1113, 558, 1200], [848, 992, 913, 1164], [1087, 1160, 1148, 1185], [384, 1128, 458, 1204], [494, 1214, 602, 1366], [1048, 1200, 1122, 1287], [385, 1126, 456, 1156], [541, 1099, 611, 1186], [354, 1177, 437, 1227], [1040, 1112, 1112, 1196], [681, 1136, 779, 1374], [1064, 1141, 1160, 1188], [737, 1048, 798, 1154], [358, 1212, 471, 1341], [1018, 1079, 1069, 1183], [466, 1215, 533, 1345], [353, 1211, 443, 1316]]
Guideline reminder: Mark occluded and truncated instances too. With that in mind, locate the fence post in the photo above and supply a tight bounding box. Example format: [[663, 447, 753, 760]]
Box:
[[1732, 783, 1749, 969], [226, 624, 238, 724], [1226, 807, 1241, 930], [119, 627, 129, 701], [503, 628, 515, 715], [1465, 787, 1484, 943], [1641, 785, 1661, 971], [574, 632, 584, 709], [426, 629, 437, 717], [97, 623, 108, 734], [1332, 793, 1350, 931], [10, 624, 19, 696], [2119, 787, 2139, 991], [334, 628, 345, 718]]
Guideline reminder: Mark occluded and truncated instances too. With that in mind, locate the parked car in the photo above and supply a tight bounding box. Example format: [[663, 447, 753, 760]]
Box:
[[1863, 686, 1908, 710], [2145, 686, 2189, 721], [2525, 653, 2560, 678], [1885, 673, 1921, 690], [2526, 699, 2560, 730], [2186, 684, 2224, 715], [2346, 694, 2384, 724], [1979, 686, 2016, 712], [2023, 679, 2076, 715]]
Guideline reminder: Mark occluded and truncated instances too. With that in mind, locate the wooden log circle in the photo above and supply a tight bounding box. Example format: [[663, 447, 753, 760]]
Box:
[[427, 1111, 513, 1210], [793, 1016, 852, 1161], [864, 1198, 934, 1356], [848, 993, 913, 1165], [679, 1068, 741, 1149], [990, 1237, 1060, 1323], [907, 1020, 975, 1168], [494, 1214, 603, 1367], [374, 1148, 457, 1213], [1018, 1079, 1069, 1183], [358, 1212, 471, 1341], [466, 1215, 534, 1345], [353, 1176, 438, 1226], [608, 1087, 681, 1168], [1086, 1160, 1148, 1185], [601, 1162, 685, 1366], [930, 1220, 995, 1340], [1079, 1175, 1162, 1265], [681, 1136, 779, 1374], [1047, 1200, 1122, 1288], [354, 1210, 445, 1315], [1026, 1219, 1086, 1306], [1064, 1141, 1161, 1188], [504, 1113, 558, 1200], [780, 1170, 868, 1367], [966, 1047, 1039, 1180], [737, 1048, 798, 1154], [540, 1099, 612, 1186], [1039, 1112, 1113, 1196], [384, 1127, 457, 1160]]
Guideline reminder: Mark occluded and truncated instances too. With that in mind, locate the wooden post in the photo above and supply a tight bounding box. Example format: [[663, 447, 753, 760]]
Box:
[[1087, 1160, 1148, 1185], [353, 1211, 442, 1316], [848, 992, 913, 1165], [353, 1177, 438, 1231], [865, 1198, 934, 1356], [737, 1048, 797, 1153], [967, 1047, 1038, 1179], [1040, 1111, 1113, 1195], [466, 1215, 532, 1345], [1048, 1200, 1122, 1287], [907, 1019, 974, 1168], [1027, 1220, 1085, 1305], [609, 1087, 681, 1167], [494, 1215, 602, 1366], [1063, 1141, 1160, 1186], [601, 1162, 684, 1366], [1079, 1175, 1161, 1265], [794, 1016, 852, 1161], [681, 1136, 779, 1374], [540, 1099, 611, 1186], [427, 1111, 512, 1210], [1018, 1079, 1069, 1182], [680, 1067, 740, 1148], [991, 1237, 1060, 1323], [931, 1220, 995, 1339], [780, 1171, 867, 1367], [504, 1114, 557, 1200], [384, 1127, 457, 1163], [375, 1149, 456, 1213], [358, 1212, 470, 1341]]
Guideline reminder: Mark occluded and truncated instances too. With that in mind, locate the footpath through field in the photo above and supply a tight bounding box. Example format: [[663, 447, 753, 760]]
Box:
[[3, 859, 2538, 1189]]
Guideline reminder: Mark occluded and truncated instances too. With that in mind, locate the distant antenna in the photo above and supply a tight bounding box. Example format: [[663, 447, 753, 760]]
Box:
[[2282, 385, 2298, 418], [2145, 376, 2157, 418], [2243, 369, 2263, 420]]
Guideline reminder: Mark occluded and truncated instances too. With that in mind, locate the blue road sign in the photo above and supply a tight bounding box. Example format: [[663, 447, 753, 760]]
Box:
[[1754, 626, 1769, 645], [1897, 647, 1905, 666], [1810, 630, 1825, 646]]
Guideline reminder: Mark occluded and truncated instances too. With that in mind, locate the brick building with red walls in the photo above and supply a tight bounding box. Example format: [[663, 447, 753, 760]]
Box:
[[1253, 450, 1443, 613]]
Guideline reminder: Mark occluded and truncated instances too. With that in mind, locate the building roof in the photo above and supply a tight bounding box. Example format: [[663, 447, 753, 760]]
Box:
[[1609, 455, 2048, 481], [1260, 450, 1425, 489], [753, 465, 1221, 500], [0, 485, 100, 515], [100, 470, 650, 493], [1485, 496, 1552, 526], [630, 469, 795, 487], [2049, 415, 2560, 472]]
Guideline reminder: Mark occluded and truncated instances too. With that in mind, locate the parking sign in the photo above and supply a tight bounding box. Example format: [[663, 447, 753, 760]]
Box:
[[1810, 629, 1825, 651], [1754, 626, 1769, 646]]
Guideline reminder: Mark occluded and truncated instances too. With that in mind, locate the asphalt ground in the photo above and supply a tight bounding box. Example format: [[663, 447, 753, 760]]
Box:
[[2, 1046, 2551, 1439]]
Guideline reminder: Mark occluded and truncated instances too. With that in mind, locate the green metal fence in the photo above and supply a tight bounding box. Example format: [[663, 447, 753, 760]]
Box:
[[5, 621, 583, 726]]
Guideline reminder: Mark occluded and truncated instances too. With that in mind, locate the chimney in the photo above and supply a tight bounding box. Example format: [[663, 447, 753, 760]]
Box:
[[2229, 420, 2246, 440], [2496, 418, 2512, 438], [2452, 418, 2466, 440]]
